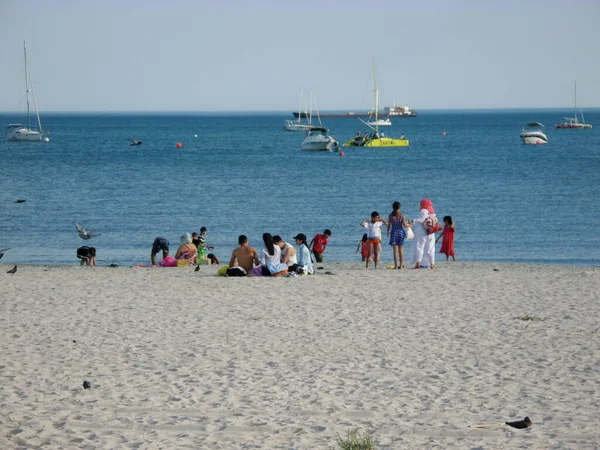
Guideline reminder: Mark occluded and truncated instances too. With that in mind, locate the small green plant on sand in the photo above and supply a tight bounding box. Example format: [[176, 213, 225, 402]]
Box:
[[516, 315, 545, 321], [337, 429, 375, 450]]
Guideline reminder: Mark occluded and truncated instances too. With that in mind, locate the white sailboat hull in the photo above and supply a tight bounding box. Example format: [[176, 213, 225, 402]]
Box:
[[6, 126, 45, 141], [284, 121, 314, 132]]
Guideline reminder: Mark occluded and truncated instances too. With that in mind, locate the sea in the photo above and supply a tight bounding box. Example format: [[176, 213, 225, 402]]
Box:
[[1, 109, 599, 267]]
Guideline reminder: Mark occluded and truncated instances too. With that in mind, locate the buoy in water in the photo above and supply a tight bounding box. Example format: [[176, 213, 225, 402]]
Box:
[[43, 137, 50, 142], [536, 140, 542, 145], [194, 134, 198, 138], [46, 131, 50, 134], [176, 142, 183, 148], [442, 131, 447, 135], [340, 151, 345, 157]]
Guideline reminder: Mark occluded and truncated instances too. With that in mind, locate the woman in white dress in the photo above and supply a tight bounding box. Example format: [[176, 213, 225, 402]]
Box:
[[409, 198, 436, 269]]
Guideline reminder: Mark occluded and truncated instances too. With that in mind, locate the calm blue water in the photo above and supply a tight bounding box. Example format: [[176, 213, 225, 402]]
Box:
[[1, 110, 599, 266]]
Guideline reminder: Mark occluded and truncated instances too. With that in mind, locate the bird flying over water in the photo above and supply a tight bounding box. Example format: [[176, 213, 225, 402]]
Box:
[[75, 222, 100, 240], [15, 199, 26, 203], [0, 248, 10, 259], [7, 265, 17, 274], [129, 139, 142, 146]]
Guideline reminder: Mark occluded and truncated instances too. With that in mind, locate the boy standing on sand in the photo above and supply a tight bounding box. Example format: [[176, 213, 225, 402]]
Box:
[[361, 212, 388, 269], [309, 229, 331, 263]]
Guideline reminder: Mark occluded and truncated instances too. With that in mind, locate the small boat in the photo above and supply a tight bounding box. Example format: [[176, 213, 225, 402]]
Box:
[[343, 57, 409, 148], [556, 82, 592, 129], [301, 127, 338, 152], [520, 123, 548, 145], [366, 118, 392, 126], [284, 88, 314, 132], [5, 41, 49, 142]]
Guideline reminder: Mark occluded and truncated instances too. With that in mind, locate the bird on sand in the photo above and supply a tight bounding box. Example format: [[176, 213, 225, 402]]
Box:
[[15, 199, 26, 203], [129, 139, 142, 146], [506, 417, 532, 429], [0, 248, 10, 259], [75, 222, 101, 240], [7, 265, 17, 274]]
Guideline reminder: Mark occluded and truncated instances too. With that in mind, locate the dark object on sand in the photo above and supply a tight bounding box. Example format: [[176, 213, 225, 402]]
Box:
[[73, 340, 77, 343], [195, 265, 200, 272], [506, 417, 532, 429], [15, 199, 26, 203], [109, 264, 118, 268], [129, 139, 142, 146], [83, 380, 91, 389], [7, 265, 17, 274], [472, 416, 532, 429], [493, 268, 500, 271]]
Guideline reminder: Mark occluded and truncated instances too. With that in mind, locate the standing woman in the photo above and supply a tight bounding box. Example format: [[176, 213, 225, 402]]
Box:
[[409, 198, 436, 269], [387, 201, 412, 269]]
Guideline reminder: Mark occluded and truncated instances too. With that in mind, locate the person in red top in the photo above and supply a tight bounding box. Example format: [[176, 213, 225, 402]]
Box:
[[309, 229, 331, 262], [436, 216, 456, 261]]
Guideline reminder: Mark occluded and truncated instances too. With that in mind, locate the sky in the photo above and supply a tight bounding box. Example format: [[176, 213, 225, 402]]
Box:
[[1, 0, 599, 112]]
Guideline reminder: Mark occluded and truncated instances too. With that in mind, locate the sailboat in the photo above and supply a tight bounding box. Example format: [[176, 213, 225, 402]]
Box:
[[556, 81, 592, 129], [5, 41, 49, 142], [343, 58, 409, 147], [284, 87, 315, 132]]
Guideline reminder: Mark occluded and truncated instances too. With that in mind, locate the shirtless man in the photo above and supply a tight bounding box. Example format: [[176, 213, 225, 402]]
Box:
[[228, 235, 259, 273]]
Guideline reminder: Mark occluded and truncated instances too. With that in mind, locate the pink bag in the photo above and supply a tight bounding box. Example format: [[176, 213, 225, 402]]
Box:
[[160, 256, 177, 267]]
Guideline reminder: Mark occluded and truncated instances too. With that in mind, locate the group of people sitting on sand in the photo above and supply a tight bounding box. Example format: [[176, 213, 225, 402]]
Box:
[[226, 230, 330, 277], [148, 228, 332, 276], [150, 227, 219, 268]]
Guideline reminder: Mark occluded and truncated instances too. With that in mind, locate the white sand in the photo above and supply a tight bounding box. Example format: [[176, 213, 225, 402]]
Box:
[[1, 262, 599, 449]]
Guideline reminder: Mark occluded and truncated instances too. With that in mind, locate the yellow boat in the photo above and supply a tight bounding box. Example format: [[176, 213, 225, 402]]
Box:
[[343, 136, 409, 147], [344, 57, 409, 148]]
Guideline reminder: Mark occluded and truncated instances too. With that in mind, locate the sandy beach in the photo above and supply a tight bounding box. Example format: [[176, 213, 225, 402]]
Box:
[[1, 262, 599, 449]]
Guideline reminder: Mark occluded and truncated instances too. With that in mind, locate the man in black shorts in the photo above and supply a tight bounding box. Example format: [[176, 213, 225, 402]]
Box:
[[77, 246, 96, 266], [151, 237, 169, 265]]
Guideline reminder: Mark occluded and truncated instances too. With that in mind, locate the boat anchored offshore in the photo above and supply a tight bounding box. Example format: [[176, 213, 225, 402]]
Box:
[[520, 122, 548, 145], [5, 41, 49, 142], [284, 87, 315, 132], [556, 82, 592, 129], [343, 57, 409, 148], [385, 102, 417, 117], [366, 117, 391, 126], [301, 126, 339, 151]]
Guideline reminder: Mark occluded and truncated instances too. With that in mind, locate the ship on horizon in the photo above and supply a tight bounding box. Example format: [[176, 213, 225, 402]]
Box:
[[293, 103, 417, 119]]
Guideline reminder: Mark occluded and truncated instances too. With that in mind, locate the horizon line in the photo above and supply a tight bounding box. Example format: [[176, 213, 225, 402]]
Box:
[[1, 106, 600, 115]]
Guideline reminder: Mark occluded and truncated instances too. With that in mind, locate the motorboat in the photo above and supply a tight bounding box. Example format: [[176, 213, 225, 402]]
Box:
[[5, 41, 49, 142], [301, 127, 338, 152], [556, 82, 592, 129], [366, 118, 391, 126], [520, 123, 548, 145]]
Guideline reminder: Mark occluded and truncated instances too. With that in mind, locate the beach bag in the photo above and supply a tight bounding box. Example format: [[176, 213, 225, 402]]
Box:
[[160, 256, 177, 267], [423, 215, 443, 235], [217, 265, 229, 276], [405, 227, 415, 240]]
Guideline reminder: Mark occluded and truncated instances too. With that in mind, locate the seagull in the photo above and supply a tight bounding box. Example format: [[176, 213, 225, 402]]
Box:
[[75, 222, 100, 240], [0, 248, 10, 259], [129, 139, 142, 146], [15, 199, 26, 203], [7, 265, 17, 274]]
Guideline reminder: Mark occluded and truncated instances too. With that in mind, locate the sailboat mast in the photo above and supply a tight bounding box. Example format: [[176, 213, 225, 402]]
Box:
[[24, 40, 31, 130], [297, 87, 303, 124], [30, 73, 43, 133], [309, 89, 313, 125], [373, 57, 378, 134]]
